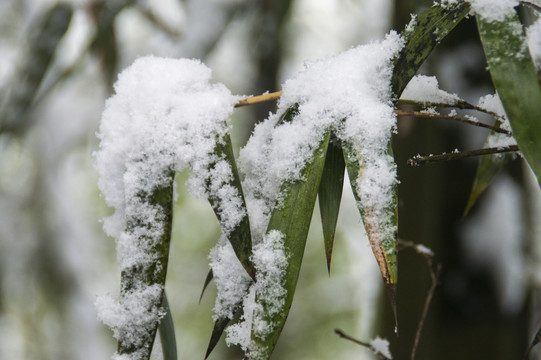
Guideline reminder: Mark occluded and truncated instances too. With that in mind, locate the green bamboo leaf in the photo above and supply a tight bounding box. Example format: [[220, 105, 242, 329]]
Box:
[[249, 131, 331, 359], [205, 310, 239, 360], [159, 292, 178, 360], [0, 4, 73, 134], [525, 326, 541, 358], [118, 169, 175, 359], [318, 134, 345, 274], [476, 13, 541, 184], [342, 143, 398, 324], [199, 269, 214, 303], [208, 133, 255, 279], [391, 2, 470, 97]]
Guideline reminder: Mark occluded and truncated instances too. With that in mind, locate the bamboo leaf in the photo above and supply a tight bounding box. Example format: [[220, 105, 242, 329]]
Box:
[[391, 2, 470, 97], [525, 326, 541, 358], [318, 134, 345, 274], [205, 310, 240, 360], [0, 4, 73, 134], [249, 131, 331, 359], [476, 12, 541, 184], [159, 292, 178, 360], [342, 143, 398, 324], [208, 133, 256, 279], [118, 169, 176, 359], [199, 269, 214, 303]]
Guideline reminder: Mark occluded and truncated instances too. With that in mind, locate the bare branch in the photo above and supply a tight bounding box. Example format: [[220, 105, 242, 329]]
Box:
[[407, 145, 520, 167]]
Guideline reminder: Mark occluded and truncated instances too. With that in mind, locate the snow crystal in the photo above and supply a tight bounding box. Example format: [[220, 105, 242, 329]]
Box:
[[400, 75, 461, 105], [468, 0, 519, 22], [209, 237, 252, 320], [95, 56, 242, 358], [527, 17, 541, 71], [477, 93, 516, 149], [370, 336, 393, 359], [239, 31, 404, 242], [225, 231, 287, 353], [416, 244, 434, 256]]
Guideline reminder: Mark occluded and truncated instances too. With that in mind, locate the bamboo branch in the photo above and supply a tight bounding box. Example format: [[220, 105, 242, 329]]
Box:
[[398, 99, 505, 121], [234, 91, 283, 108], [334, 329, 392, 360], [407, 145, 520, 167], [395, 110, 511, 135]]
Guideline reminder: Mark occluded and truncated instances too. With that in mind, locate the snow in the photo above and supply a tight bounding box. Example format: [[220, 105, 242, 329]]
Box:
[[370, 336, 393, 359], [400, 75, 461, 105], [94, 56, 241, 358], [239, 31, 404, 244], [527, 17, 541, 71], [477, 93, 517, 149], [467, 0, 519, 22]]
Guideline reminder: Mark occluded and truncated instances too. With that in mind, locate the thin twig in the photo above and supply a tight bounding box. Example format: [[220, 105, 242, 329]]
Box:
[[521, 1, 541, 12], [334, 329, 392, 360], [234, 91, 283, 108], [394, 109, 511, 135], [397, 239, 442, 360], [407, 145, 520, 167], [398, 99, 505, 121]]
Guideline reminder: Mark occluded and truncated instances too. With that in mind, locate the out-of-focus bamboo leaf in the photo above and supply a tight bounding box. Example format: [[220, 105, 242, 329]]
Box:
[[0, 4, 72, 134], [342, 143, 398, 324], [208, 133, 255, 279], [391, 2, 470, 97], [199, 269, 214, 303], [118, 169, 175, 360], [159, 292, 178, 360], [477, 12, 541, 184], [525, 326, 541, 358], [318, 134, 345, 274], [249, 131, 331, 359]]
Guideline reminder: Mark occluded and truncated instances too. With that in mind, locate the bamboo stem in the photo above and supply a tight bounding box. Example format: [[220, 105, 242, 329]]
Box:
[[407, 145, 520, 167]]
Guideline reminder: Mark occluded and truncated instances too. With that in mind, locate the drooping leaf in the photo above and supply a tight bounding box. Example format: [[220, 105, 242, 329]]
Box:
[[0, 4, 73, 134], [199, 269, 214, 303], [318, 134, 345, 274], [391, 2, 471, 97], [118, 169, 176, 360], [205, 308, 241, 360], [159, 292, 178, 360], [249, 131, 331, 359], [342, 143, 398, 324], [476, 12, 541, 184], [208, 133, 255, 279]]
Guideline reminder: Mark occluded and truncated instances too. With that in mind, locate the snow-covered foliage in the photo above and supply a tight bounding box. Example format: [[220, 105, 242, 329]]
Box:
[[527, 17, 541, 71], [467, 0, 519, 21], [477, 93, 517, 149], [94, 56, 241, 359], [400, 75, 461, 105]]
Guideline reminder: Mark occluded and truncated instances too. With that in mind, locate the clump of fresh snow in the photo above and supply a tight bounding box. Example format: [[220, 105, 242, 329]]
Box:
[[477, 93, 516, 149], [239, 31, 404, 244], [370, 336, 393, 359], [468, 0, 519, 22], [400, 75, 461, 105], [210, 237, 252, 320], [527, 17, 541, 71], [95, 56, 241, 358], [225, 231, 287, 354]]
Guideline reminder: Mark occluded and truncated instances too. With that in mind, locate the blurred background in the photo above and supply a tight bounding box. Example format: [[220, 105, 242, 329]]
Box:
[[1, 0, 540, 359]]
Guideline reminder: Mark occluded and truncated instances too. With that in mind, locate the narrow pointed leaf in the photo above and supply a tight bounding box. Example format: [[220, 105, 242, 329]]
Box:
[[0, 4, 73, 134], [208, 133, 255, 279], [159, 292, 178, 360], [525, 326, 541, 358], [343, 143, 398, 323], [318, 134, 345, 273], [205, 310, 239, 360], [249, 131, 331, 359], [391, 2, 470, 97], [118, 169, 176, 359], [476, 13, 541, 184], [199, 269, 214, 304]]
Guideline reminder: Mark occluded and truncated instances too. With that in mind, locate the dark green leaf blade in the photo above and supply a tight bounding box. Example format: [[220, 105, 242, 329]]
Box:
[[205, 315, 234, 360], [199, 269, 214, 303], [0, 4, 73, 134], [476, 13, 541, 184], [318, 134, 345, 274], [342, 143, 398, 324], [249, 131, 331, 359], [391, 2, 470, 97], [159, 292, 178, 360], [208, 133, 255, 279]]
